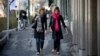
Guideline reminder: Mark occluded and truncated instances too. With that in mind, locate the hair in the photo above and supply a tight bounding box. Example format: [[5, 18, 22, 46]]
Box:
[[39, 7, 45, 14], [54, 7, 60, 12]]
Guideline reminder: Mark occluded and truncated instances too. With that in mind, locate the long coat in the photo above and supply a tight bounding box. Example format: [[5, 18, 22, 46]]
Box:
[[49, 15, 66, 40], [32, 14, 47, 40]]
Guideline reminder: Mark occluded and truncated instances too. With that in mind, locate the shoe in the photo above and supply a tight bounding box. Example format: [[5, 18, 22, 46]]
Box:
[[40, 49, 43, 52], [57, 52, 60, 55], [36, 52, 40, 55], [40, 49, 44, 54], [52, 49, 56, 52]]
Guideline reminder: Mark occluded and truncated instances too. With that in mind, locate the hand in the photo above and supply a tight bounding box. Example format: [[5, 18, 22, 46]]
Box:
[[65, 28, 68, 33], [45, 30, 47, 34], [50, 27, 52, 32]]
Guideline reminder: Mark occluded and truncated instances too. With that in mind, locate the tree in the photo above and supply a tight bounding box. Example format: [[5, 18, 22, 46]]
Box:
[[0, 0, 15, 30], [0, 0, 15, 17]]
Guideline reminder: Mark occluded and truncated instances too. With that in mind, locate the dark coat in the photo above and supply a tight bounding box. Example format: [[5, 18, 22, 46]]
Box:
[[20, 10, 27, 20], [32, 14, 47, 40], [49, 15, 66, 40]]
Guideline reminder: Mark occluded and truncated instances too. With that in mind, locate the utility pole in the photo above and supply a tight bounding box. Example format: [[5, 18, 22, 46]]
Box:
[[28, 0, 30, 25], [7, 0, 10, 39], [7, 0, 14, 30], [7, 0, 9, 30], [19, 0, 20, 20]]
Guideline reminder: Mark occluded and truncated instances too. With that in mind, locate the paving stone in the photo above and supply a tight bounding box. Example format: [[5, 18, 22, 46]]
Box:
[[0, 26, 73, 56]]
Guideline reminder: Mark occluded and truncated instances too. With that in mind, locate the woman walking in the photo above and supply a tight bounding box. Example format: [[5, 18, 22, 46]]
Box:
[[49, 7, 67, 54], [32, 8, 47, 55]]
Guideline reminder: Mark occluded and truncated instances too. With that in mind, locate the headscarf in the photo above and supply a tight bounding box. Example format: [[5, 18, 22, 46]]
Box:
[[52, 12, 60, 31]]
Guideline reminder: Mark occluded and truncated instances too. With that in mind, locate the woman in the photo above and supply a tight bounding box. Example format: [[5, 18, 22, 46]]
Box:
[[32, 8, 47, 55], [19, 10, 27, 30], [49, 7, 67, 54]]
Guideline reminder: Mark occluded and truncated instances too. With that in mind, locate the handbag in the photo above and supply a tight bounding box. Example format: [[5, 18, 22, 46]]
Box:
[[32, 21, 36, 28]]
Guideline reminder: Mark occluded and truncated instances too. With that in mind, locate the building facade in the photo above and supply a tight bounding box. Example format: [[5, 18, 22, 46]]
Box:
[[0, 1, 5, 17], [53, 0, 99, 56]]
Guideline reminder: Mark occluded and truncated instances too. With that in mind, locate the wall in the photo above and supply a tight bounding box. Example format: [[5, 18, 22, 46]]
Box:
[[71, 0, 97, 56], [91, 0, 97, 55], [97, 0, 100, 56]]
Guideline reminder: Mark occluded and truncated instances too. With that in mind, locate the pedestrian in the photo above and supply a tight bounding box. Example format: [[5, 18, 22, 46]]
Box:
[[32, 8, 47, 55], [17, 18, 22, 31], [19, 10, 27, 30], [49, 7, 67, 54]]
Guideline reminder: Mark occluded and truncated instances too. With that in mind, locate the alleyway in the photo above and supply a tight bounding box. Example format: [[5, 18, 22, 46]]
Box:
[[0, 25, 73, 56]]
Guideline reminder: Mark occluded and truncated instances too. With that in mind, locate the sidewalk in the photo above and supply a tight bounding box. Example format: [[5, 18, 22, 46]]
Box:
[[0, 26, 73, 56]]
